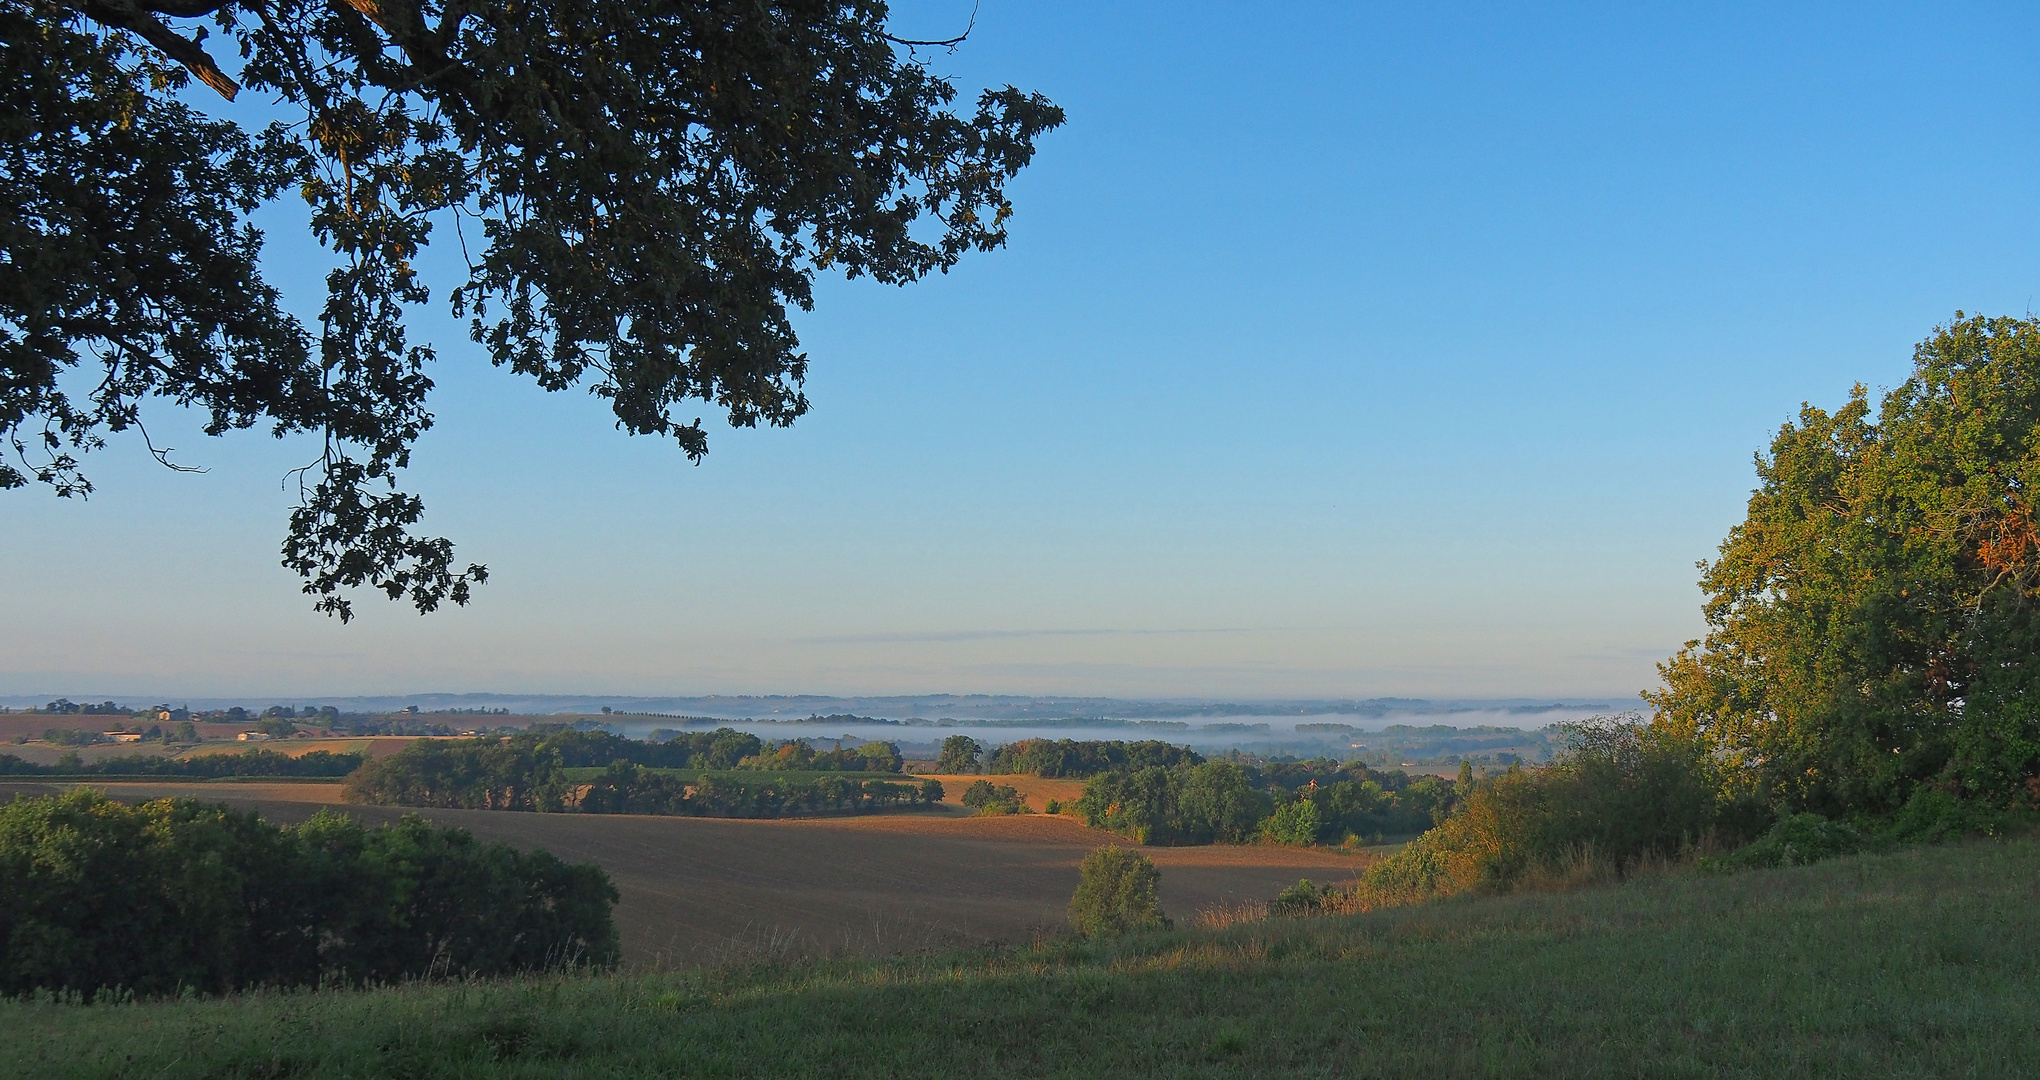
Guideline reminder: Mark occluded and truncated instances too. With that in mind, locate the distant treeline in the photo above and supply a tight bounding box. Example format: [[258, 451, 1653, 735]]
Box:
[[0, 791, 616, 1000], [343, 728, 934, 818], [0, 749, 366, 778], [984, 739, 1204, 778], [574, 764, 942, 816], [937, 735, 1456, 844], [1071, 758, 1457, 846]]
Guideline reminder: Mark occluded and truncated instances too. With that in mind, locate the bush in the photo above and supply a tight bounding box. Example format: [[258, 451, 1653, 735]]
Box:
[[1709, 813, 1867, 870], [1887, 786, 2015, 842], [0, 791, 618, 999], [1270, 878, 1354, 916], [961, 780, 1028, 814], [1362, 717, 1733, 897], [1067, 846, 1168, 936], [1261, 800, 1320, 846]]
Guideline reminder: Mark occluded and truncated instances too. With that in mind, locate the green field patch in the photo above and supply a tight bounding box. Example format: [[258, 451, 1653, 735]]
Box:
[[5, 836, 2038, 1077]]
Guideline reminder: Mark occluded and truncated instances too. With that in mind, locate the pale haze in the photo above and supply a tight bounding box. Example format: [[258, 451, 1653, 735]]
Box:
[[6, 2, 2038, 701]]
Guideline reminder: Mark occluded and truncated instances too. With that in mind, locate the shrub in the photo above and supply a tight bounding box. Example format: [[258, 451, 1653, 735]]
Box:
[[962, 780, 1028, 815], [1068, 846, 1168, 936], [1710, 813, 1867, 870], [1260, 800, 1320, 846], [1887, 785, 2016, 842], [1270, 878, 1355, 916], [1361, 717, 1735, 897]]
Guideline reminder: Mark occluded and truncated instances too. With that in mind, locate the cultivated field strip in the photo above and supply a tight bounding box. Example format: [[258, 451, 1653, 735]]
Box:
[[0, 781, 1366, 967]]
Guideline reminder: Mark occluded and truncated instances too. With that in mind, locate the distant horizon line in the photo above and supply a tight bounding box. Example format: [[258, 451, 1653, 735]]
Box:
[[1, 689, 1643, 718]]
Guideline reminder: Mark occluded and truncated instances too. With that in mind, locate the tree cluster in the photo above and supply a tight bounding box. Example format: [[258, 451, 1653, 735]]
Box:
[[961, 779, 1027, 814], [985, 738, 1203, 779], [1070, 758, 1455, 846], [0, 791, 616, 999], [35, 699, 128, 715], [576, 763, 942, 817], [343, 727, 934, 817], [0, 748, 363, 777], [936, 735, 983, 773], [739, 737, 902, 773]]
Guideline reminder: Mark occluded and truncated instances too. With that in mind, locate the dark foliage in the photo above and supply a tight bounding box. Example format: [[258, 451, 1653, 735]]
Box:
[[961, 779, 1026, 814], [1071, 758, 1452, 846], [1365, 718, 1744, 895], [986, 738, 1203, 779], [0, 749, 363, 777], [7, 0, 1059, 619], [0, 790, 617, 999], [1652, 315, 2040, 819], [36, 699, 127, 715], [344, 727, 936, 817], [1066, 846, 1166, 937], [576, 763, 940, 817], [936, 734, 982, 773]]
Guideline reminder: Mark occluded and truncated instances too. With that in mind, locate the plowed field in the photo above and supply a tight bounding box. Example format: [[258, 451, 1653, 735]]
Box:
[[0, 780, 1370, 969]]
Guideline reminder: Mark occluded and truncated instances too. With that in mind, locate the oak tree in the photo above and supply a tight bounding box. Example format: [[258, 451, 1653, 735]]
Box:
[[1650, 315, 2040, 815], [3, 0, 1061, 618]]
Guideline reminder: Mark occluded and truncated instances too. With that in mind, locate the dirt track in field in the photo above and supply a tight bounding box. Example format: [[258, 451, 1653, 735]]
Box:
[[0, 781, 1369, 968]]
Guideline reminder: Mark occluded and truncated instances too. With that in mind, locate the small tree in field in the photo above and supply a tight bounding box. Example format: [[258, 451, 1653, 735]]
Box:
[[1068, 846, 1168, 936]]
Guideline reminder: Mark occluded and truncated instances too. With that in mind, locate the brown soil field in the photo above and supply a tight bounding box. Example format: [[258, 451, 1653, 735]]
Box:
[[0, 780, 1370, 970], [915, 773, 1088, 810]]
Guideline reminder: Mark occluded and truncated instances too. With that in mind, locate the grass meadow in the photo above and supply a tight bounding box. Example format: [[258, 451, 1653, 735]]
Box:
[[4, 833, 2034, 1079]]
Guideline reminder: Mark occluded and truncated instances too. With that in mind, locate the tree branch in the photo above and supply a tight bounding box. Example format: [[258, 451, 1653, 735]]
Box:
[[67, 0, 240, 99], [883, 0, 979, 48]]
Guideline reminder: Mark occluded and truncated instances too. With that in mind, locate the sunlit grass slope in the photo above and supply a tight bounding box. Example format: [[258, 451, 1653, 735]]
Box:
[[6, 837, 2037, 1079]]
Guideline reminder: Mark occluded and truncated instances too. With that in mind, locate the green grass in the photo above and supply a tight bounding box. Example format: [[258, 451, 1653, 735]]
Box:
[[556, 767, 915, 783], [6, 837, 2038, 1078]]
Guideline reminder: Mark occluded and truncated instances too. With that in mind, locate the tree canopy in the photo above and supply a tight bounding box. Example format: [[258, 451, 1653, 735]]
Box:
[[3, 0, 1061, 618], [1650, 314, 2040, 816]]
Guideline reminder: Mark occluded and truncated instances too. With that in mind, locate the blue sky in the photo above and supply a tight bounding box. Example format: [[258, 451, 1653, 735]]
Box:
[[5, 1, 2039, 700]]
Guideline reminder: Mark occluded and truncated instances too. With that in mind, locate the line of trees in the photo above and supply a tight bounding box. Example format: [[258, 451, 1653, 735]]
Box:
[[0, 791, 617, 1000], [980, 738, 1203, 778], [1069, 758, 1457, 846], [35, 700, 129, 715], [575, 764, 943, 817], [342, 728, 935, 818], [0, 749, 365, 778]]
